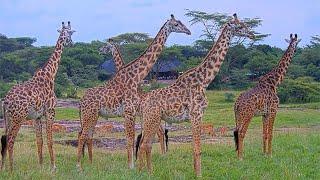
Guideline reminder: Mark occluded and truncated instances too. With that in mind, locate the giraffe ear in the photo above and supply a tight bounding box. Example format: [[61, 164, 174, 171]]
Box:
[[171, 14, 175, 20], [57, 30, 62, 33], [285, 39, 290, 43], [294, 34, 297, 39]]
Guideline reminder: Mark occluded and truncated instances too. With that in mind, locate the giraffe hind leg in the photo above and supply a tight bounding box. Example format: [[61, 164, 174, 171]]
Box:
[[7, 120, 22, 171]]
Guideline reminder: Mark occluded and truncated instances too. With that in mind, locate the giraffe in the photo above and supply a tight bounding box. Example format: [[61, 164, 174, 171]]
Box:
[[1, 21, 75, 171], [99, 38, 125, 72], [79, 39, 168, 160], [136, 14, 255, 176], [77, 14, 191, 170], [233, 34, 301, 159]]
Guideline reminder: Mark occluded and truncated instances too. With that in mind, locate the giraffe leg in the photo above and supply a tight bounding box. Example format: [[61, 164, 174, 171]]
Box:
[[34, 119, 43, 166], [138, 110, 160, 173], [262, 115, 268, 154], [266, 113, 276, 156], [87, 128, 94, 164], [7, 121, 22, 171], [124, 112, 135, 169], [45, 109, 56, 172], [190, 111, 203, 177], [156, 125, 166, 154], [236, 113, 253, 160]]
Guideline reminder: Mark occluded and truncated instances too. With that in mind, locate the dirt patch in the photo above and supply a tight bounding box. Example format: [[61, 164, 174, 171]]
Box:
[[56, 138, 127, 151], [57, 99, 79, 108]]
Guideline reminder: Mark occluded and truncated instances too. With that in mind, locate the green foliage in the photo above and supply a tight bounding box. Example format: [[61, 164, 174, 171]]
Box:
[[185, 9, 270, 45], [278, 78, 320, 103], [224, 92, 235, 102]]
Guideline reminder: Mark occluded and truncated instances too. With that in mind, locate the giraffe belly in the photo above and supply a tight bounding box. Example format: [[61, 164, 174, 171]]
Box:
[[99, 103, 124, 118], [162, 109, 190, 124]]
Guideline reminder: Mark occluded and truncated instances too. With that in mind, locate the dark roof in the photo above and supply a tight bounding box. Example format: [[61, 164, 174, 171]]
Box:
[[152, 58, 182, 72], [101, 58, 182, 74], [101, 59, 117, 74]]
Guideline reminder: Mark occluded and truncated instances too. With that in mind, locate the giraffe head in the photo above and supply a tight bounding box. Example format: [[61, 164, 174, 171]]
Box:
[[164, 14, 191, 35], [227, 13, 255, 39], [57, 21, 76, 46], [285, 34, 301, 52], [99, 38, 117, 55]]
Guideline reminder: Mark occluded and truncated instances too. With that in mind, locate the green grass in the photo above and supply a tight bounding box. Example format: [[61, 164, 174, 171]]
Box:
[[4, 90, 318, 179], [55, 107, 79, 120], [0, 128, 319, 179]]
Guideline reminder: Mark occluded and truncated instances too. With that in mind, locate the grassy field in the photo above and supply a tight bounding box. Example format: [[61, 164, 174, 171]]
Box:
[[0, 90, 319, 179]]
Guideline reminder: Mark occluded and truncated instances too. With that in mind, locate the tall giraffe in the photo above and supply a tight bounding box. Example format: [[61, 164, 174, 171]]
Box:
[[137, 14, 254, 176], [79, 39, 168, 161], [77, 14, 191, 170], [1, 22, 75, 171], [234, 34, 300, 159]]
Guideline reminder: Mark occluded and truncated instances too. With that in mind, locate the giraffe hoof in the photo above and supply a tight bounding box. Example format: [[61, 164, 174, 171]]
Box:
[[51, 165, 57, 173], [76, 164, 83, 172]]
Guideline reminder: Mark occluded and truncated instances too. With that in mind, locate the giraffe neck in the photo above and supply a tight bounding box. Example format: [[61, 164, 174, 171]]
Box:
[[33, 33, 65, 82], [258, 42, 296, 89], [120, 22, 170, 83], [175, 25, 232, 88], [112, 45, 125, 71]]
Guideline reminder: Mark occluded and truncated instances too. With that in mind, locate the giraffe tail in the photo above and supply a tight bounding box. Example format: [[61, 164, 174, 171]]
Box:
[[135, 132, 143, 160], [233, 129, 239, 151], [1, 103, 7, 158], [164, 129, 169, 152]]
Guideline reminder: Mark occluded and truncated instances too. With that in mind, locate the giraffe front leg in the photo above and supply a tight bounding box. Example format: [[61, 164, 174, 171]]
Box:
[[190, 111, 203, 177], [124, 111, 135, 169], [266, 113, 277, 156], [34, 119, 44, 166], [7, 121, 22, 172], [45, 109, 56, 172]]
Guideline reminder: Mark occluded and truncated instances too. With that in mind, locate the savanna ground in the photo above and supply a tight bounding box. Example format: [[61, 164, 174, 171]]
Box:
[[0, 90, 319, 179]]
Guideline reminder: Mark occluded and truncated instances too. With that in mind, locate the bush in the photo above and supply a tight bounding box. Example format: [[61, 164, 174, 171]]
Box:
[[278, 78, 320, 103], [224, 92, 235, 102]]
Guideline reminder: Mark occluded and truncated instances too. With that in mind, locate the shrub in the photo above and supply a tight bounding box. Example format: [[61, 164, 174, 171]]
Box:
[[278, 78, 320, 103], [224, 92, 235, 102]]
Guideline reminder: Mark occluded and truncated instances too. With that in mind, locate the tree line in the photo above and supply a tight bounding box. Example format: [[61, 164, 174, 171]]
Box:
[[0, 11, 319, 103]]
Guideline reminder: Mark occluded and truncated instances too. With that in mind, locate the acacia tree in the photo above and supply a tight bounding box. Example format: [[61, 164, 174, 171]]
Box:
[[309, 35, 320, 47], [185, 9, 270, 47]]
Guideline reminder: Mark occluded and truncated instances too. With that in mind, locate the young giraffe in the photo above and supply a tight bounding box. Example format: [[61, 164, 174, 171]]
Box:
[[79, 39, 168, 160], [137, 14, 255, 176], [234, 34, 301, 159], [1, 22, 75, 171], [77, 14, 191, 170]]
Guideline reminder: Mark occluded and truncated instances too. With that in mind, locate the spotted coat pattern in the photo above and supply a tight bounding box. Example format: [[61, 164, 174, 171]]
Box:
[[234, 34, 300, 159], [76, 15, 191, 170], [1, 22, 75, 171], [137, 14, 255, 176]]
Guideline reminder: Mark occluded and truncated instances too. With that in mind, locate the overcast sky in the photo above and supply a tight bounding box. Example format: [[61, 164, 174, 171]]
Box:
[[1, 0, 319, 48]]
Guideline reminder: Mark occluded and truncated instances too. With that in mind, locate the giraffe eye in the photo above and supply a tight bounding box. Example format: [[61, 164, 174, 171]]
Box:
[[174, 23, 179, 26]]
